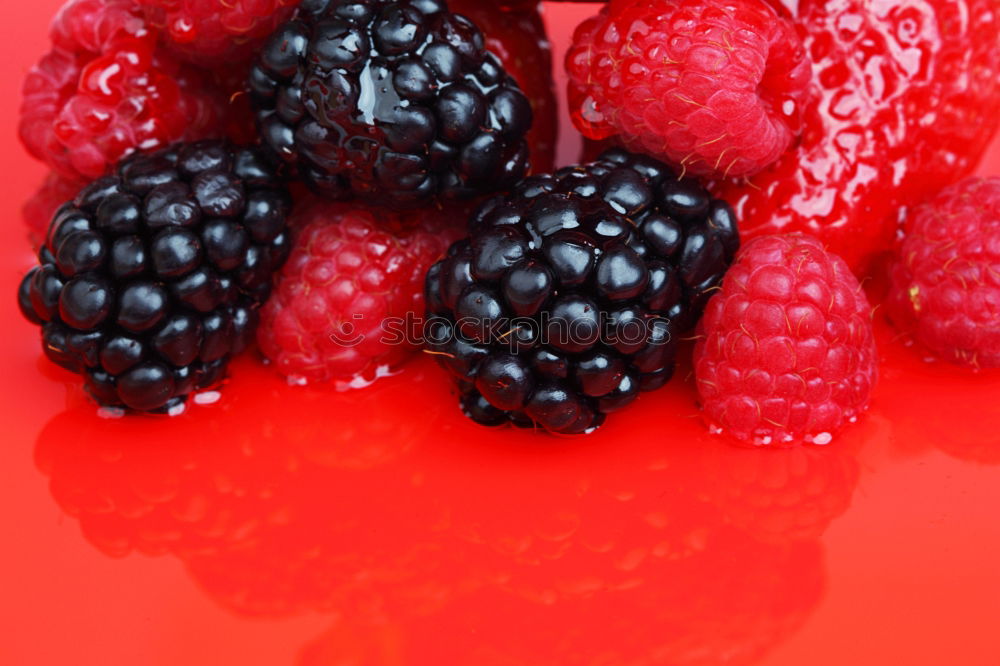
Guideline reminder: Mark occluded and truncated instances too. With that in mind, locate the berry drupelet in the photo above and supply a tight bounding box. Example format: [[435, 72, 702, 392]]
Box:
[[249, 0, 533, 206], [425, 148, 740, 434], [17, 141, 292, 413]]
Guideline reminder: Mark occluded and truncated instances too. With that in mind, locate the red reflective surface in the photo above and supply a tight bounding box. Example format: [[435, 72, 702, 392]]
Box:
[[4, 3, 1000, 666]]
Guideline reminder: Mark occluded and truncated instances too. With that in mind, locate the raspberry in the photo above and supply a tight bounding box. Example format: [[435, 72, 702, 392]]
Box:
[[249, 0, 533, 205], [19, 0, 228, 181], [886, 177, 1000, 369], [566, 0, 811, 178], [137, 0, 301, 61], [425, 148, 739, 434], [23, 173, 85, 249], [694, 234, 878, 446], [712, 0, 1000, 273], [257, 200, 459, 387], [16, 141, 292, 412]]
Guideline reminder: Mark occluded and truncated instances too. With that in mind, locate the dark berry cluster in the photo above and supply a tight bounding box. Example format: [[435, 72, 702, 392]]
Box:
[[17, 141, 291, 412], [250, 0, 533, 205], [425, 148, 739, 434]]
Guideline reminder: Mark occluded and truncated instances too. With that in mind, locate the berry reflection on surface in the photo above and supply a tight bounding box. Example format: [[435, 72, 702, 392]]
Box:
[[36, 351, 865, 665]]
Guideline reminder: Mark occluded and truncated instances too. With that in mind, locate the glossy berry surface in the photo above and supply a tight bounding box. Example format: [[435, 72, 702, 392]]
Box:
[[886, 177, 1000, 369], [451, 0, 558, 174], [16, 141, 291, 412], [257, 199, 460, 386], [18, 0, 231, 181], [566, 0, 811, 178], [712, 0, 1000, 273], [426, 148, 739, 434], [137, 0, 301, 61], [249, 0, 533, 205], [694, 234, 878, 446]]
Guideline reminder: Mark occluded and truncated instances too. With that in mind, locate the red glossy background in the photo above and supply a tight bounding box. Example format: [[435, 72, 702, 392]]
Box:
[[3, 3, 1000, 665]]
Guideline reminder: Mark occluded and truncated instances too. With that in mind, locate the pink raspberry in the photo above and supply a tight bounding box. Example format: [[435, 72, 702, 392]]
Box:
[[887, 177, 1000, 369], [22, 172, 84, 249], [566, 0, 811, 178], [19, 0, 229, 180], [136, 0, 300, 61], [710, 0, 1000, 274], [694, 234, 879, 446], [258, 201, 460, 387]]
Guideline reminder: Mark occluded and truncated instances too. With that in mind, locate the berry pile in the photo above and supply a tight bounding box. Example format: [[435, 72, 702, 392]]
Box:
[[17, 141, 291, 412], [12, 0, 1000, 446], [425, 148, 739, 434], [15, 0, 555, 414], [249, 0, 533, 204]]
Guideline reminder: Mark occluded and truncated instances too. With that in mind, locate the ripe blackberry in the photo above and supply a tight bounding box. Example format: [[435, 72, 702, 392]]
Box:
[[425, 148, 739, 434], [249, 0, 533, 206], [17, 141, 292, 413]]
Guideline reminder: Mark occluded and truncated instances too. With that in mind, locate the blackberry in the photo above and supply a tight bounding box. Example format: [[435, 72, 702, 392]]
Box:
[[425, 148, 739, 434], [249, 0, 532, 206], [17, 141, 292, 413]]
